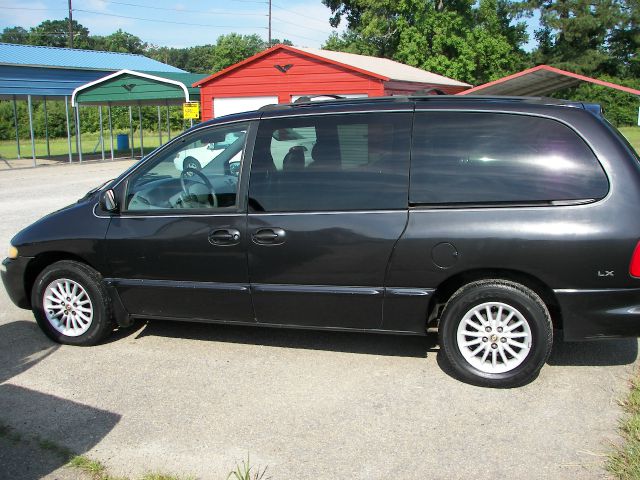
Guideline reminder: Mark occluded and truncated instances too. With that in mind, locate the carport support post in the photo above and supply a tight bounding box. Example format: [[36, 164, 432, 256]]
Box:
[[138, 105, 143, 158], [27, 95, 36, 167], [108, 104, 114, 161], [76, 105, 83, 163], [64, 96, 72, 163], [43, 97, 50, 158], [128, 106, 134, 159], [166, 103, 171, 140], [99, 106, 105, 161], [12, 96, 20, 159], [157, 106, 162, 146]]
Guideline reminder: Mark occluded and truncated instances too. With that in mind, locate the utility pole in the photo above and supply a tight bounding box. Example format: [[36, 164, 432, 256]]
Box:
[[68, 0, 73, 48], [268, 0, 272, 46]]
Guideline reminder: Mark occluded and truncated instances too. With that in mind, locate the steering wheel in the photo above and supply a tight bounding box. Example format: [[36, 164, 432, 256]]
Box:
[[180, 167, 217, 208]]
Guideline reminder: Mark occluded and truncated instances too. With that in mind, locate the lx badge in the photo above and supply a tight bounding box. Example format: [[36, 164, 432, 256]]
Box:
[[598, 270, 614, 277]]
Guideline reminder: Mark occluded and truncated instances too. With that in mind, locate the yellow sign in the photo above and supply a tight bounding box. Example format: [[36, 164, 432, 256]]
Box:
[[183, 102, 200, 120]]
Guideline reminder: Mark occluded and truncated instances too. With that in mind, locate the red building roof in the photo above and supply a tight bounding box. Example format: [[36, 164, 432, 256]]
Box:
[[194, 44, 470, 88]]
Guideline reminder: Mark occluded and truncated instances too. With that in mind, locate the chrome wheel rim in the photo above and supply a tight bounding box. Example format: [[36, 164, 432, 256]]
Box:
[[456, 302, 532, 374], [43, 278, 93, 337]]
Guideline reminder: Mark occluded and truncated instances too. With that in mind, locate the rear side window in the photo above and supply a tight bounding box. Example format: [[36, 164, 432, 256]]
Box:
[[410, 112, 609, 205], [249, 113, 411, 212]]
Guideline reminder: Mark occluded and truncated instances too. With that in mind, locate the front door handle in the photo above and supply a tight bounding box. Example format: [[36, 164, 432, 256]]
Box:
[[208, 229, 241, 246], [252, 228, 286, 245]]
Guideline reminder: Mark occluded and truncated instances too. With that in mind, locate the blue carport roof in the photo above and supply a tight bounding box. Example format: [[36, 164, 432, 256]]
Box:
[[0, 43, 184, 72], [0, 43, 186, 99], [0, 65, 111, 99]]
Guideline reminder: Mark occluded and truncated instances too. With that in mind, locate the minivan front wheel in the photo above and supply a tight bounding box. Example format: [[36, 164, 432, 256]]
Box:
[[439, 280, 553, 388], [31, 260, 113, 346]]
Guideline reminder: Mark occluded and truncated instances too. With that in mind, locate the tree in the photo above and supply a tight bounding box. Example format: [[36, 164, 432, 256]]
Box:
[[93, 29, 147, 54], [0, 26, 28, 44], [607, 0, 640, 78], [322, 0, 529, 84], [210, 33, 266, 72], [28, 19, 92, 49], [525, 0, 620, 75]]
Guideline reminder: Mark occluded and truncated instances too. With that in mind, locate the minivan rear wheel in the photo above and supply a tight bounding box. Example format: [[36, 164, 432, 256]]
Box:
[[439, 280, 553, 388], [31, 260, 113, 346]]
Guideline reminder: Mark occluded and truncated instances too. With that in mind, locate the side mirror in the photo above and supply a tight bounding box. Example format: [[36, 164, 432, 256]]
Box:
[[101, 189, 118, 213]]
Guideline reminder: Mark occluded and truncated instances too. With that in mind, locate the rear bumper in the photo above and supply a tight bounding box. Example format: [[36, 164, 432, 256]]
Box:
[[556, 288, 640, 341], [1, 256, 31, 309]]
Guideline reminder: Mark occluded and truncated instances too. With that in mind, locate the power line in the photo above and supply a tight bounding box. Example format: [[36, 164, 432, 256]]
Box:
[[271, 2, 332, 26], [73, 8, 267, 29], [272, 28, 321, 43], [92, 0, 267, 17], [272, 13, 334, 35], [0, 6, 64, 11]]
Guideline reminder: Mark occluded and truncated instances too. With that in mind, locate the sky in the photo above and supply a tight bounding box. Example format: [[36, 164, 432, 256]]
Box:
[[1, 0, 343, 49], [1, 0, 539, 51]]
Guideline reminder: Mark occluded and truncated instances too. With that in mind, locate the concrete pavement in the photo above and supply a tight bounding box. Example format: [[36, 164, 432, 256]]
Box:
[[0, 160, 636, 479]]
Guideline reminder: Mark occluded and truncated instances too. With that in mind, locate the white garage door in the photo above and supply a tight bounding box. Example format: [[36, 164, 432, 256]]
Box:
[[213, 96, 279, 118]]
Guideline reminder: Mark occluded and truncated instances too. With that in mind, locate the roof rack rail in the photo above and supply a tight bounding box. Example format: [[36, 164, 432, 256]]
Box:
[[410, 88, 447, 96], [293, 94, 346, 103], [258, 103, 291, 112]]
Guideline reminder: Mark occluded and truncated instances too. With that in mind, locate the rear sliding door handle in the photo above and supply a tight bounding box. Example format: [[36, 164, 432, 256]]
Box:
[[252, 228, 286, 245], [208, 229, 241, 246]]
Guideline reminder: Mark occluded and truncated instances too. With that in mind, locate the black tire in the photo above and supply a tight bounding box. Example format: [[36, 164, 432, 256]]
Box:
[[439, 279, 553, 388], [31, 260, 114, 346], [183, 157, 201, 172]]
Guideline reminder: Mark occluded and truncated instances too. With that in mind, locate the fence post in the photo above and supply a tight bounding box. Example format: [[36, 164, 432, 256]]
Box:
[[65, 96, 72, 163], [108, 104, 114, 161], [27, 95, 36, 167], [44, 97, 50, 157], [12, 96, 20, 159]]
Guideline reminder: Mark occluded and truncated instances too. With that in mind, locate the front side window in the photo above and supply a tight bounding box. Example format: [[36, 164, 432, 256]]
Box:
[[249, 113, 412, 212], [125, 122, 248, 211], [410, 112, 609, 205]]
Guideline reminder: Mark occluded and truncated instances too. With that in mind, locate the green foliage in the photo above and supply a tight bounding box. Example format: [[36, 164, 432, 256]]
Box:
[[524, 0, 639, 79], [0, 26, 28, 44], [227, 455, 269, 480], [92, 30, 147, 55], [1, 19, 145, 53], [27, 19, 93, 49], [607, 372, 640, 479], [322, 0, 530, 84], [146, 33, 289, 74], [620, 127, 640, 153], [0, 99, 189, 142], [554, 76, 640, 127]]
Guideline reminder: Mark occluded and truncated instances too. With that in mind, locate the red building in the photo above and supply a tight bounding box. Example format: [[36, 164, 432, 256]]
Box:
[[193, 44, 470, 120]]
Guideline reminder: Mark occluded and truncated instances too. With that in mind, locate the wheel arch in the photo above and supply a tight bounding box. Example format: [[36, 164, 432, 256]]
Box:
[[24, 252, 98, 308], [428, 268, 563, 330]]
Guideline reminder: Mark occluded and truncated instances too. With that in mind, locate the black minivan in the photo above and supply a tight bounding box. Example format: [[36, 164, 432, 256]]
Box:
[[3, 96, 640, 387]]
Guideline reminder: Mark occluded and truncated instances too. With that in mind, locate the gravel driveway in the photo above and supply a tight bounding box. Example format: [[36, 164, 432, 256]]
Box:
[[0, 160, 637, 480]]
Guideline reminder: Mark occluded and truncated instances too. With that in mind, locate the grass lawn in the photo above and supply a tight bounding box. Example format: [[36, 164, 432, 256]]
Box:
[[0, 130, 186, 160], [608, 375, 640, 479], [3, 126, 639, 162], [620, 126, 640, 153]]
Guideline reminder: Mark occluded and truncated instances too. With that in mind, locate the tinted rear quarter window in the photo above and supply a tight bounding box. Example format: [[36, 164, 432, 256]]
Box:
[[410, 112, 609, 205]]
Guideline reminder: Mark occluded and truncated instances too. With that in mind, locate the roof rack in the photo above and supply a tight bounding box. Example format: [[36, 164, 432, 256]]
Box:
[[410, 88, 447, 96], [257, 94, 590, 112], [293, 94, 345, 103]]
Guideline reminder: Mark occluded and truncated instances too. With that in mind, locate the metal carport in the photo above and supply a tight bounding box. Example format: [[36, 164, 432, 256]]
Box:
[[71, 70, 206, 162], [0, 42, 185, 167], [459, 65, 640, 97]]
